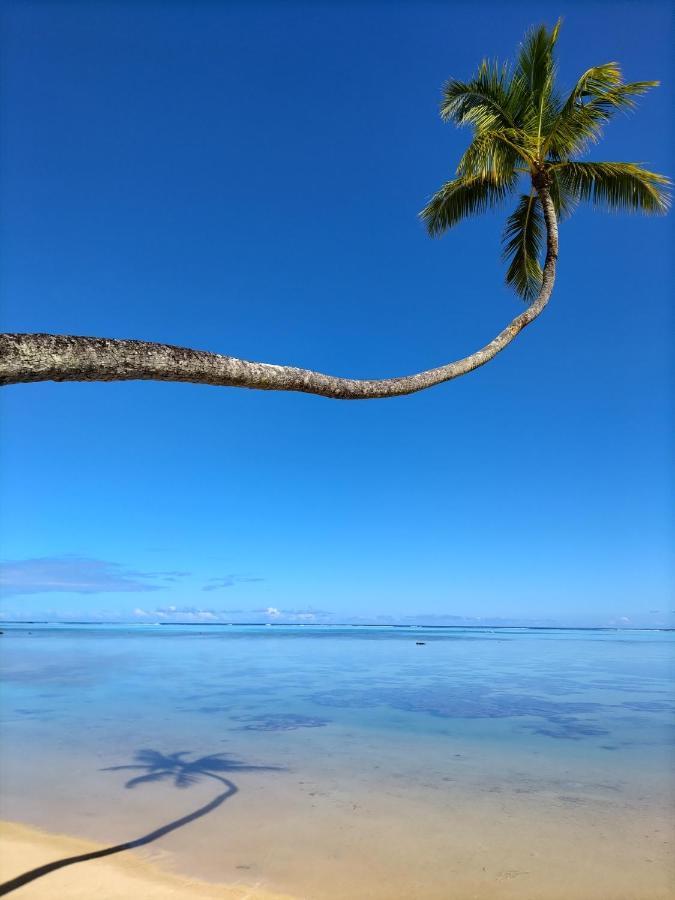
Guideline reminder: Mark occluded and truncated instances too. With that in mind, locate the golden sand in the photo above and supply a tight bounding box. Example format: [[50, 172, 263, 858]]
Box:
[[1, 807, 673, 900], [0, 821, 296, 900]]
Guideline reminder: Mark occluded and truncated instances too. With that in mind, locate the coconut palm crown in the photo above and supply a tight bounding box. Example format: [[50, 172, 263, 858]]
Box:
[[420, 20, 671, 301]]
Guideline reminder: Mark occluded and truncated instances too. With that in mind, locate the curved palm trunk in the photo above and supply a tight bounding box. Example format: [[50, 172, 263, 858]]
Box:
[[0, 189, 558, 400]]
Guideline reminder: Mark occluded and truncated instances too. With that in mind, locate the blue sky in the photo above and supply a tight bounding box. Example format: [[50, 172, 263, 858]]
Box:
[[0, 1, 672, 627]]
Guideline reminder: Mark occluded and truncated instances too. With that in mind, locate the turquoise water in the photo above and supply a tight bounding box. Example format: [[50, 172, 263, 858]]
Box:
[[1, 624, 673, 898]]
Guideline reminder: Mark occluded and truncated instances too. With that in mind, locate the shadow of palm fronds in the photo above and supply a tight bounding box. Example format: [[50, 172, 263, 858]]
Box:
[[102, 748, 281, 789], [0, 748, 282, 896]]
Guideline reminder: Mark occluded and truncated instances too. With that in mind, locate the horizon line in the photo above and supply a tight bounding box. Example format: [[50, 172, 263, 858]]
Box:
[[0, 620, 672, 632]]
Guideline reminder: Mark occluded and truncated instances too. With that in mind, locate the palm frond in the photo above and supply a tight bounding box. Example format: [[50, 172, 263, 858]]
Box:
[[545, 104, 609, 158], [571, 63, 657, 114], [515, 19, 561, 139], [563, 62, 622, 102], [420, 173, 515, 236], [554, 162, 671, 213], [516, 20, 560, 93], [455, 131, 521, 179], [548, 169, 578, 220], [545, 64, 658, 157], [440, 59, 517, 131], [502, 193, 544, 301]]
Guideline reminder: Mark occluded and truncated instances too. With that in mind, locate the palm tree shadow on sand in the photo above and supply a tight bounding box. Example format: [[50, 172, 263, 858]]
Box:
[[0, 749, 282, 896]]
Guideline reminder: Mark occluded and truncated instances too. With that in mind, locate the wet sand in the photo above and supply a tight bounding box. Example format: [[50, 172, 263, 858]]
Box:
[[1, 727, 673, 899], [2, 786, 673, 900]]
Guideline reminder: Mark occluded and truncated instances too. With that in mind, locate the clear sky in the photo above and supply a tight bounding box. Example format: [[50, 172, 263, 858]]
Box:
[[0, 1, 672, 627]]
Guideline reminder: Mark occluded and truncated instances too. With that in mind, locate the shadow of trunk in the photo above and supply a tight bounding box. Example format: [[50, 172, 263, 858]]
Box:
[[0, 778, 237, 896]]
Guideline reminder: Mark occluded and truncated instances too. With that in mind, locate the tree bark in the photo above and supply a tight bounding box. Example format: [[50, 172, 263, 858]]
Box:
[[0, 189, 558, 400]]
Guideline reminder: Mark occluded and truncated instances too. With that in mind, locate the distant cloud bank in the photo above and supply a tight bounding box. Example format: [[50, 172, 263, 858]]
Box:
[[0, 557, 268, 602], [132, 605, 329, 624], [0, 556, 185, 597], [1, 558, 669, 629]]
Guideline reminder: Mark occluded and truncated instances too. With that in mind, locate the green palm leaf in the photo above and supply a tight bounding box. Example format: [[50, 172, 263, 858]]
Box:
[[548, 169, 578, 220], [545, 64, 658, 157], [420, 173, 515, 236], [441, 60, 516, 131], [515, 20, 561, 144], [502, 193, 544, 301], [456, 132, 522, 179], [515, 20, 560, 100], [571, 70, 656, 116], [555, 162, 671, 213]]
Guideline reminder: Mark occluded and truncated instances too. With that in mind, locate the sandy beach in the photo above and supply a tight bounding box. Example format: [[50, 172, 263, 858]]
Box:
[[3, 811, 673, 900], [0, 821, 296, 900]]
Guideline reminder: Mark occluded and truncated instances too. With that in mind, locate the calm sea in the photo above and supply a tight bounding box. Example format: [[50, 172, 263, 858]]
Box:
[[1, 624, 673, 898]]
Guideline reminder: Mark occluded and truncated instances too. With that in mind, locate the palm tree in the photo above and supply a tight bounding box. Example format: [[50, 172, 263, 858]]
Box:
[[420, 20, 669, 304], [0, 22, 669, 397]]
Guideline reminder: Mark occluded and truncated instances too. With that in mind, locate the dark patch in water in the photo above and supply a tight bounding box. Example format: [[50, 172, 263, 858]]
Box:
[[310, 685, 601, 719], [181, 685, 278, 702], [529, 717, 609, 740], [491, 674, 588, 696], [1, 663, 96, 686], [308, 684, 610, 740], [232, 713, 329, 732], [590, 678, 667, 694], [8, 707, 54, 721], [619, 701, 675, 713]]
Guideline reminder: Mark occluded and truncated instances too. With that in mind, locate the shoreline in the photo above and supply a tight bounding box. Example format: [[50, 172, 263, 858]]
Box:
[[2, 815, 673, 900], [0, 821, 297, 900]]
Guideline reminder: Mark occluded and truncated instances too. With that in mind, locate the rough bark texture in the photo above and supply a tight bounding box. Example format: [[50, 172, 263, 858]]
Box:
[[0, 188, 558, 400]]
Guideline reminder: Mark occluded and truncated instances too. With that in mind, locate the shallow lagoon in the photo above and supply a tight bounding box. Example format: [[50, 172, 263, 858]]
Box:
[[1, 624, 673, 898]]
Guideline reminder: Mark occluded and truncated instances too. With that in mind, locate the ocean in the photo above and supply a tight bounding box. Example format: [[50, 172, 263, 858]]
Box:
[[0, 624, 673, 898]]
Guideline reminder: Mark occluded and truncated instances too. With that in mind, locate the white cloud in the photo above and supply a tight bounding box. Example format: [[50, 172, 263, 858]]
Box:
[[133, 605, 222, 623]]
